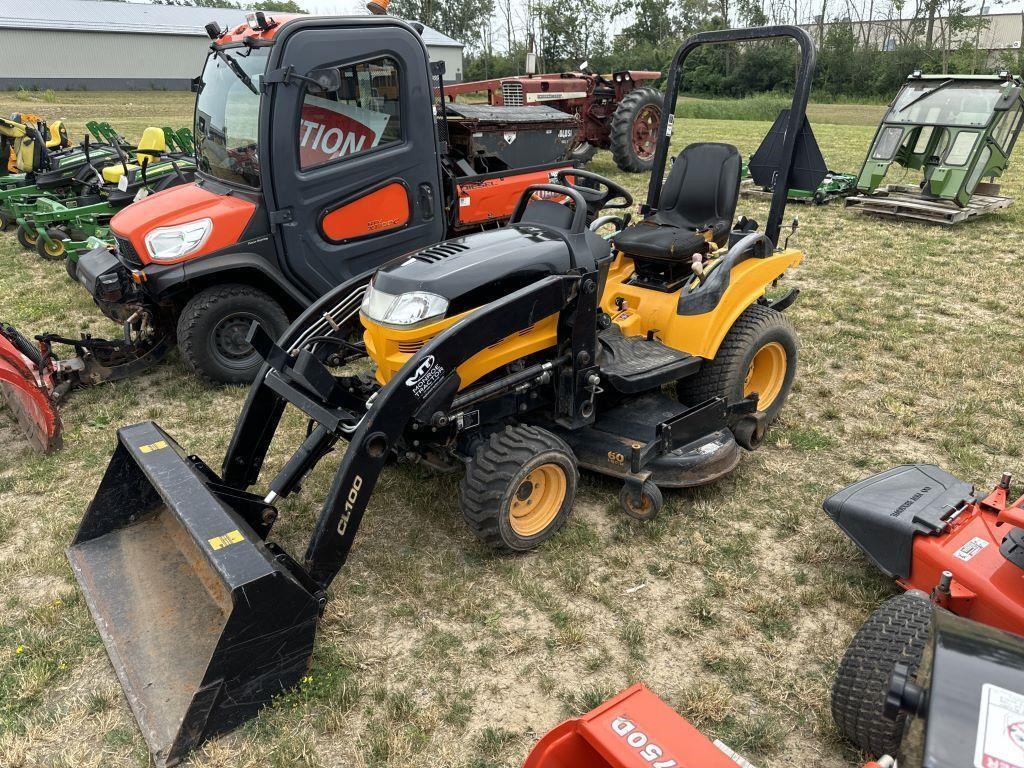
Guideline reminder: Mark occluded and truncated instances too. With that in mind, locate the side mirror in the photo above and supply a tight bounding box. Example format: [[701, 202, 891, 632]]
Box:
[[191, 76, 203, 94], [306, 68, 342, 94]]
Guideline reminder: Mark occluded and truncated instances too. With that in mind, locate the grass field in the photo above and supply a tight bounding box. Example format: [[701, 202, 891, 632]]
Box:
[[1, 89, 1022, 768]]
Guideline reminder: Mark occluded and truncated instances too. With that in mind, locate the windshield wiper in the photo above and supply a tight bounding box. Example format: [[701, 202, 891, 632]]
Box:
[[213, 48, 258, 95], [896, 79, 954, 114]]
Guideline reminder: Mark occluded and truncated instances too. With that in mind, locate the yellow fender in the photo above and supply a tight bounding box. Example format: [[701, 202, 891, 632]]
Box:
[[602, 248, 803, 360]]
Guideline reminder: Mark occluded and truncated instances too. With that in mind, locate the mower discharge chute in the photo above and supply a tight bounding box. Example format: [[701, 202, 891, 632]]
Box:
[[70, 24, 823, 765]]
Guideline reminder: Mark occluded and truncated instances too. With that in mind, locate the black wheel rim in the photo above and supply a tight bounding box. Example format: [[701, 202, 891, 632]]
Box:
[[210, 311, 262, 370]]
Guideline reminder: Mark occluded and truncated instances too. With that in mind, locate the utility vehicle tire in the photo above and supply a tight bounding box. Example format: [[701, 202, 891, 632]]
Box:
[[831, 592, 932, 757], [568, 140, 598, 164], [609, 88, 663, 173], [36, 228, 67, 261], [460, 424, 578, 552], [677, 303, 797, 426], [16, 225, 38, 250], [0, 210, 13, 232], [176, 284, 289, 386]]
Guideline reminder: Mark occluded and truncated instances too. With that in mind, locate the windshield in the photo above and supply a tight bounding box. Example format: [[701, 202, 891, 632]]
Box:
[[195, 45, 269, 187], [886, 81, 1004, 128]]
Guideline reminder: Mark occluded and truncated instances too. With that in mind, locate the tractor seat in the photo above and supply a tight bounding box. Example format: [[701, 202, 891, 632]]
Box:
[[102, 127, 167, 184], [613, 142, 741, 263]]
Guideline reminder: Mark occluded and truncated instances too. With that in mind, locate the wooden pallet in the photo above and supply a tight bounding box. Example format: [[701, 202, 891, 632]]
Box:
[[844, 184, 1014, 224]]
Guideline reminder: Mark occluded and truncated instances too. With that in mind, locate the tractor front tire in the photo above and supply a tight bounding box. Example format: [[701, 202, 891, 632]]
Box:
[[461, 424, 578, 552], [677, 303, 797, 425], [568, 140, 598, 164], [609, 88, 664, 173], [176, 284, 289, 386], [36, 228, 67, 261], [831, 592, 932, 757]]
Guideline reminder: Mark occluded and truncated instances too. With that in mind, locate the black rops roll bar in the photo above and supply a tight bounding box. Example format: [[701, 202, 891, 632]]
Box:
[[646, 25, 817, 248]]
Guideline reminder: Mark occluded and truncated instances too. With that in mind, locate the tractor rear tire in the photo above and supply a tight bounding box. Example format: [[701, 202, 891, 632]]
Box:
[[460, 424, 578, 552], [16, 225, 38, 250], [568, 140, 598, 164], [36, 228, 67, 261], [176, 284, 289, 386], [609, 88, 664, 173], [676, 303, 797, 426], [831, 592, 932, 758]]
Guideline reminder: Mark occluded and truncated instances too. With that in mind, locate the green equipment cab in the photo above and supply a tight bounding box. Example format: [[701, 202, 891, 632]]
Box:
[[847, 71, 1024, 222]]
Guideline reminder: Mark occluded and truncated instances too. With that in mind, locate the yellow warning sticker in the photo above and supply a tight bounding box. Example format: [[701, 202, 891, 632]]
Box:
[[139, 440, 168, 454], [208, 530, 244, 550]]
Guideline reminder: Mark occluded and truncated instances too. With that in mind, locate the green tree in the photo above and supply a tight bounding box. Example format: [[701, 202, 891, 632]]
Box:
[[389, 0, 495, 50], [538, 0, 610, 70]]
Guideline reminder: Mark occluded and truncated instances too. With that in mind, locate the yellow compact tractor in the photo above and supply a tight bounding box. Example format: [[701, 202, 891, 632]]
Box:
[[67, 23, 825, 766]]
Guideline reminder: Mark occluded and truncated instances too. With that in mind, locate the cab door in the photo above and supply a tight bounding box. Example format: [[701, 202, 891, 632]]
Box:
[[262, 17, 446, 299]]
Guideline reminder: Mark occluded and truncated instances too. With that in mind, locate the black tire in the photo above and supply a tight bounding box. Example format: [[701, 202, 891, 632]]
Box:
[[65, 256, 79, 282], [677, 303, 797, 425], [176, 284, 289, 385], [568, 140, 598, 164], [36, 228, 67, 261], [619, 479, 663, 521], [460, 424, 578, 552], [16, 224, 38, 250], [831, 593, 932, 757], [0, 210, 13, 232], [609, 87, 664, 173], [813, 190, 827, 205]]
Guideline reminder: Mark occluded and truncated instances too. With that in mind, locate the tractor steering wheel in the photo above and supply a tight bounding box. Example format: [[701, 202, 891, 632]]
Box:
[[555, 168, 633, 213]]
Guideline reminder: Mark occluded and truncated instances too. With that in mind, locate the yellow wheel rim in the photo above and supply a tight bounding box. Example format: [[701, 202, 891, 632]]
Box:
[[509, 464, 566, 537], [744, 341, 787, 409], [43, 240, 63, 257]]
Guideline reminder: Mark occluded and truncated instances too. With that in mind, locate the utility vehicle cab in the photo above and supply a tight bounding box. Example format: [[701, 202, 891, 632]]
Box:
[[71, 11, 575, 385], [858, 71, 1024, 205]]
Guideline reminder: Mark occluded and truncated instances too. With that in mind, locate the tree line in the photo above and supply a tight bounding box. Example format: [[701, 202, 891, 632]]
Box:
[[391, 0, 1023, 101]]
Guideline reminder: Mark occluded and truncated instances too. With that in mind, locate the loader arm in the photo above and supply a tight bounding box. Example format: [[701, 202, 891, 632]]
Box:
[[299, 274, 580, 587]]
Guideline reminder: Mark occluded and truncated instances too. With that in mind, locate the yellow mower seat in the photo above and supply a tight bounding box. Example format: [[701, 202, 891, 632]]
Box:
[[102, 127, 167, 183]]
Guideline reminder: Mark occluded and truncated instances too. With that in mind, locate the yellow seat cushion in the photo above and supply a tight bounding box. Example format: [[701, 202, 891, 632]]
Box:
[[103, 163, 141, 184], [134, 126, 166, 164]]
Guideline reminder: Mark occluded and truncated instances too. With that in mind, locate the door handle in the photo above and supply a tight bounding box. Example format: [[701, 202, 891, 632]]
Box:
[[418, 183, 436, 221]]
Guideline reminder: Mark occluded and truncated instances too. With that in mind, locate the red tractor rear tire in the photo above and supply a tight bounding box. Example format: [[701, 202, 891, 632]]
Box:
[[610, 88, 664, 173]]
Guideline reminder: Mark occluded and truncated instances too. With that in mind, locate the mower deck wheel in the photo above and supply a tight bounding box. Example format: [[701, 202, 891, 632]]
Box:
[[677, 303, 797, 425], [831, 592, 932, 757], [460, 424, 577, 552], [36, 228, 67, 261], [16, 225, 38, 250], [176, 284, 289, 385], [65, 257, 78, 282], [0, 210, 13, 232], [619, 479, 663, 521]]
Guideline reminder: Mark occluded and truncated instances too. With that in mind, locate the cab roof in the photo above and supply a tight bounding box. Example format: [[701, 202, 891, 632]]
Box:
[[214, 13, 301, 45]]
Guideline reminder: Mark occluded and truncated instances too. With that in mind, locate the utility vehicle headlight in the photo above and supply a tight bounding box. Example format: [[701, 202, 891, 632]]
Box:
[[361, 284, 448, 327], [144, 219, 212, 262]]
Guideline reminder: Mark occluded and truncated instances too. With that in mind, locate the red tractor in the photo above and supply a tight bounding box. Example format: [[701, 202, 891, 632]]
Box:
[[445, 68, 664, 172]]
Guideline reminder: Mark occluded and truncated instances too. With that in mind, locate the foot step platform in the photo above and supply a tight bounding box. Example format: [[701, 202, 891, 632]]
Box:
[[597, 327, 700, 394]]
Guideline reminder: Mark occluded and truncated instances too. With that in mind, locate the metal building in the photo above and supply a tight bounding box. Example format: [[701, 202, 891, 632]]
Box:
[[0, 0, 465, 90]]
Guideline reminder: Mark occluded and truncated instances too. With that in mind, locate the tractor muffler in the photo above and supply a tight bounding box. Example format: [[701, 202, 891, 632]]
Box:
[[67, 421, 322, 767]]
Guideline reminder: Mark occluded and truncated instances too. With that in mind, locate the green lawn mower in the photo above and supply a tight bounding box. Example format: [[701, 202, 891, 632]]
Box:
[[16, 127, 197, 262]]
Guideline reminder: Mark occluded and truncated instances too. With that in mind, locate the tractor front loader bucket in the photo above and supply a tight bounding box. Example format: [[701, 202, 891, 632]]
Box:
[[0, 323, 62, 453], [67, 421, 322, 767]]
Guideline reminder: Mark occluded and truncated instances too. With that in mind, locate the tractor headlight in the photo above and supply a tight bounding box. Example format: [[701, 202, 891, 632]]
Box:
[[361, 283, 448, 327], [144, 219, 212, 262]]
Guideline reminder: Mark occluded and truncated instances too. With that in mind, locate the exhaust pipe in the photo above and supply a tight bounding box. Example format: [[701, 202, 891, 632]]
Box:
[[67, 422, 321, 767]]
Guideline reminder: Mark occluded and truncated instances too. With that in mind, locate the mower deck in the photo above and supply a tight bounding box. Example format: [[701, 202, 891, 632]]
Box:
[[844, 184, 1014, 224]]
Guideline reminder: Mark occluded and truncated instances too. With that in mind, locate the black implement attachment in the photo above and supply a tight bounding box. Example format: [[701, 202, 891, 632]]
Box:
[[67, 422, 321, 767]]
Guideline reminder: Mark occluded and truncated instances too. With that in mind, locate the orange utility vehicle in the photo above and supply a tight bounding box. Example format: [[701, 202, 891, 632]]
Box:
[[1, 11, 578, 452]]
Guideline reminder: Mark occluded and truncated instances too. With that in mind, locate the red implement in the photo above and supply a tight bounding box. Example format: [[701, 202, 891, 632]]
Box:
[[0, 324, 61, 453], [524, 684, 753, 768]]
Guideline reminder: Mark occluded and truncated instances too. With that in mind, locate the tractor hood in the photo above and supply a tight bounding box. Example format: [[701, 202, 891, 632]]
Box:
[[371, 225, 610, 316], [110, 181, 257, 266]]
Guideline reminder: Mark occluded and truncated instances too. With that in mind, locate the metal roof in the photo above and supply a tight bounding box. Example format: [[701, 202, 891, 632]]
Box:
[[0, 0, 464, 46]]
